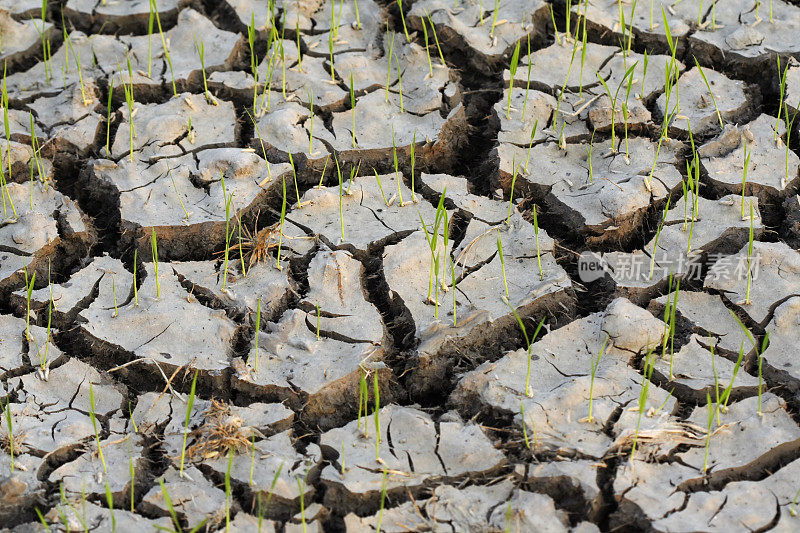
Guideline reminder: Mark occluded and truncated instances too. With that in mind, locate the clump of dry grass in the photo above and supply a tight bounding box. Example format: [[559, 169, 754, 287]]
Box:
[[183, 399, 255, 462]]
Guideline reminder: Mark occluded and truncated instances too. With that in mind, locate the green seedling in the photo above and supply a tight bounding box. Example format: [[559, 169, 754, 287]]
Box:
[[105, 78, 114, 154], [391, 128, 405, 205], [702, 391, 713, 473], [237, 216, 247, 277], [169, 169, 190, 222], [426, 11, 446, 66], [586, 335, 609, 423], [129, 457, 135, 512], [385, 31, 395, 102], [395, 56, 404, 112], [288, 151, 300, 205], [373, 169, 389, 206], [350, 72, 356, 148], [29, 114, 45, 192], [694, 59, 723, 130], [248, 15, 259, 114], [532, 204, 543, 279], [221, 173, 235, 290], [744, 201, 755, 305], [4, 399, 14, 472], [506, 157, 518, 224], [158, 479, 182, 532], [595, 61, 638, 153], [520, 402, 537, 450], [150, 0, 177, 96], [357, 366, 369, 436], [373, 371, 381, 460], [421, 17, 433, 77], [784, 102, 799, 188], [502, 296, 545, 397], [133, 249, 139, 305], [718, 343, 745, 414], [24, 269, 35, 341], [36, 0, 52, 83], [550, 4, 560, 45], [497, 235, 508, 298], [410, 130, 417, 202], [376, 467, 388, 532], [89, 383, 107, 473], [61, 25, 92, 103], [630, 345, 656, 460], [194, 38, 215, 105], [147, 0, 155, 76], [336, 154, 345, 241], [119, 60, 136, 162], [578, 1, 588, 98], [397, 0, 410, 41], [777, 56, 789, 141], [111, 275, 118, 318], [649, 197, 671, 279], [105, 481, 116, 532], [587, 129, 595, 183], [522, 36, 533, 119], [225, 449, 233, 530], [507, 40, 521, 119], [552, 39, 580, 143], [178, 370, 198, 477], [276, 176, 287, 270], [249, 297, 262, 371]]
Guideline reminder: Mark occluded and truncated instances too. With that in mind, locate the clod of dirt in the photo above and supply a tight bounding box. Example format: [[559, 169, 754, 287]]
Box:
[[84, 148, 292, 260], [649, 290, 755, 354], [0, 12, 53, 71], [141, 465, 229, 530], [320, 406, 505, 514], [28, 81, 102, 157], [499, 136, 683, 246], [78, 262, 239, 390], [294, 0, 384, 54], [656, 66, 752, 138], [452, 297, 675, 459], [6, 358, 124, 456], [0, 453, 44, 524], [650, 334, 758, 402], [601, 194, 762, 304], [614, 394, 800, 531], [701, 114, 800, 198], [408, 0, 550, 73], [47, 500, 173, 531], [0, 315, 62, 380], [762, 296, 800, 391], [0, 182, 93, 297], [343, 479, 595, 532], [705, 240, 800, 326], [110, 93, 237, 160], [65, 0, 184, 33]]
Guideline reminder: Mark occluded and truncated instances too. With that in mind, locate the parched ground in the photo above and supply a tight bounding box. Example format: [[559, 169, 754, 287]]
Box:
[[3, 0, 800, 531]]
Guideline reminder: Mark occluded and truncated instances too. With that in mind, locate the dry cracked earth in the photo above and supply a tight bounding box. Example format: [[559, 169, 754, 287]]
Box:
[[5, 0, 800, 531]]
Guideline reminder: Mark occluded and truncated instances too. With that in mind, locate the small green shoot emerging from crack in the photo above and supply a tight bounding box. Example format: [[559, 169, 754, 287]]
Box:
[[586, 335, 609, 424], [89, 383, 107, 473], [507, 40, 521, 119], [179, 370, 198, 477], [502, 296, 545, 398]]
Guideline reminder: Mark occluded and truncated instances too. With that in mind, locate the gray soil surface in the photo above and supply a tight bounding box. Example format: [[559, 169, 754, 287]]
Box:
[[4, 0, 800, 531]]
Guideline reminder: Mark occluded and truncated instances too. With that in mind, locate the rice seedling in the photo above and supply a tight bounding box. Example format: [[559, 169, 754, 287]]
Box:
[[595, 62, 638, 153], [649, 197, 671, 279], [532, 204, 543, 279], [497, 235, 508, 298], [519, 402, 537, 450], [150, 229, 161, 300], [37, 0, 52, 83], [28, 114, 45, 190], [552, 39, 581, 145], [694, 59, 723, 130], [129, 457, 136, 512], [178, 370, 198, 477], [23, 269, 35, 341], [220, 173, 235, 289], [35, 508, 48, 528], [630, 344, 656, 460], [105, 481, 116, 532], [335, 154, 345, 241], [587, 128, 595, 183], [391, 128, 406, 206], [133, 249, 139, 305], [373, 169, 389, 206], [384, 31, 395, 102], [507, 41, 521, 119], [4, 399, 14, 472], [194, 38, 215, 104], [276, 176, 287, 270], [397, 0, 411, 41], [158, 479, 181, 531], [149, 0, 177, 96], [702, 391, 713, 473], [622, 70, 635, 157], [421, 17, 433, 77], [502, 297, 545, 397], [105, 78, 114, 155], [350, 72, 356, 148], [395, 56, 404, 112], [357, 366, 369, 437], [147, 1, 155, 76], [585, 335, 609, 423], [89, 383, 107, 473], [248, 297, 262, 371], [61, 27, 91, 106], [296, 474, 307, 532], [744, 201, 755, 305], [549, 4, 561, 46], [288, 151, 301, 206], [521, 36, 533, 120], [784, 102, 799, 188], [376, 467, 388, 532], [0, 69, 15, 221], [119, 60, 136, 163], [225, 449, 233, 530], [718, 342, 745, 414], [776, 56, 789, 141], [506, 157, 518, 224], [410, 131, 418, 202], [791, 485, 800, 516], [577, 2, 588, 99], [373, 371, 381, 461], [247, 16, 259, 114], [426, 11, 446, 67]]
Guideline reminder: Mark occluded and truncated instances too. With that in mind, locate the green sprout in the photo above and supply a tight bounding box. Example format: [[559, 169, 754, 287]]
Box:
[[502, 297, 545, 398], [89, 383, 107, 473], [151, 228, 160, 298], [178, 370, 198, 477], [694, 59, 723, 130], [586, 336, 609, 424], [497, 235, 508, 298], [507, 40, 521, 119]]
